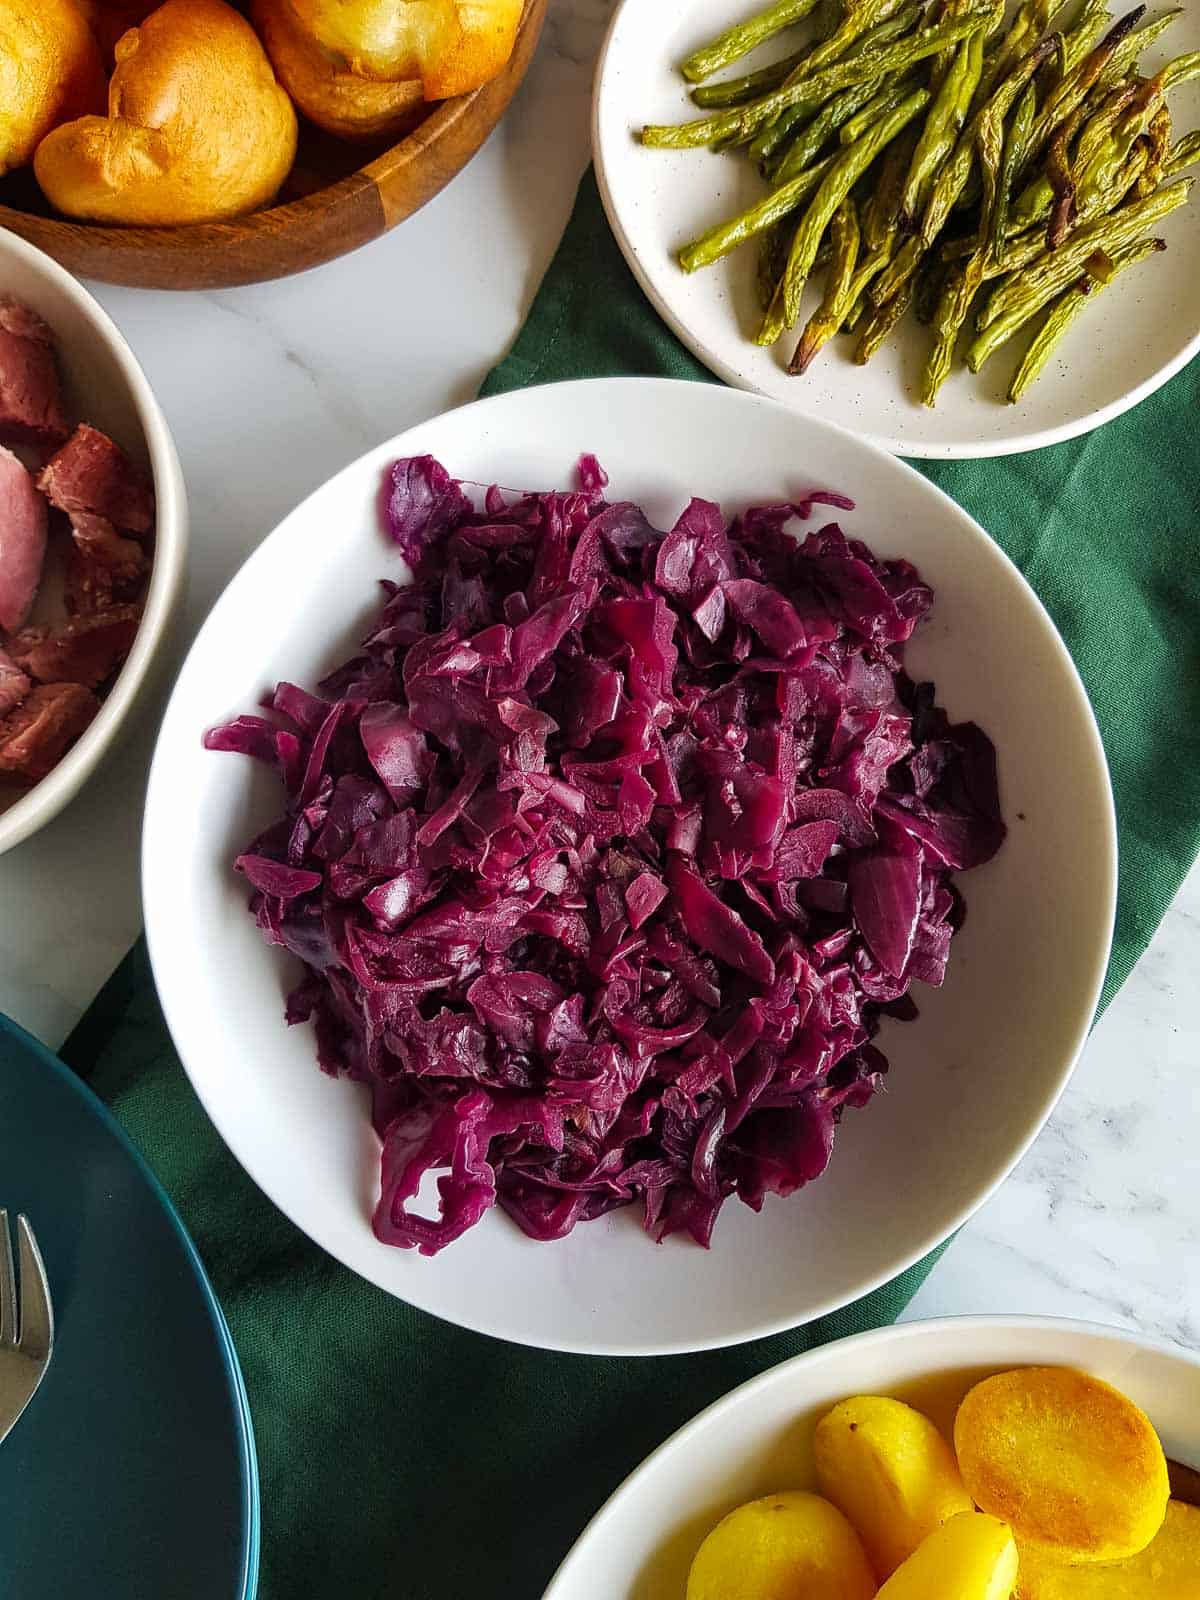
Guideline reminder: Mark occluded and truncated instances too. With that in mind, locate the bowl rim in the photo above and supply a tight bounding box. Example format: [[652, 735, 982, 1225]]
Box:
[[141, 377, 1118, 1355], [0, 227, 188, 856], [541, 1312, 1200, 1598]]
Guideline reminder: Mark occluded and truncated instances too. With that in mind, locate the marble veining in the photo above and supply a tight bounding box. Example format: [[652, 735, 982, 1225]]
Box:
[[0, 0, 1195, 1351]]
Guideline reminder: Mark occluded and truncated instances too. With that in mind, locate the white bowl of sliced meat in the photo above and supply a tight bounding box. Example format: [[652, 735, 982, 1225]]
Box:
[[0, 229, 186, 855]]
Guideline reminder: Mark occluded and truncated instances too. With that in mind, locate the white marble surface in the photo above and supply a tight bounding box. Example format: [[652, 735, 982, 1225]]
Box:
[[0, 0, 1196, 1352]]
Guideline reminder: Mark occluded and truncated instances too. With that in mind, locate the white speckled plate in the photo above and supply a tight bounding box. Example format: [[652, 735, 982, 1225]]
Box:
[[593, 0, 1200, 458]]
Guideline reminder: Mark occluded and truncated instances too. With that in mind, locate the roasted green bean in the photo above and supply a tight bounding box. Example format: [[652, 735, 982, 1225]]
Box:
[[922, 79, 1007, 403], [772, 75, 888, 181], [873, 31, 1058, 305], [782, 87, 931, 325], [757, 282, 789, 344], [680, 0, 824, 84], [1100, 6, 1182, 88], [691, 48, 813, 109], [979, 174, 1189, 326], [975, 0, 1067, 102], [992, 80, 1036, 254], [840, 73, 923, 143], [863, 125, 919, 249], [789, 199, 861, 371], [785, 0, 913, 85], [757, 221, 792, 309], [855, 280, 915, 360], [1010, 75, 1149, 235], [1140, 103, 1174, 194], [1166, 129, 1200, 176], [642, 10, 992, 151], [1008, 235, 1167, 399], [922, 256, 982, 401], [898, 29, 984, 228], [678, 152, 836, 272], [968, 177, 1191, 367], [1055, 0, 1111, 79], [913, 250, 947, 321], [1044, 102, 1090, 247], [753, 1, 926, 168], [1025, 9, 1148, 167]]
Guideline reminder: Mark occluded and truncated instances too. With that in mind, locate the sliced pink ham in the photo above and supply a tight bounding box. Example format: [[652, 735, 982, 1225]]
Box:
[[7, 603, 142, 690], [37, 423, 155, 538], [0, 444, 49, 632], [0, 297, 70, 449], [0, 646, 30, 718], [65, 512, 149, 615], [0, 681, 99, 783]]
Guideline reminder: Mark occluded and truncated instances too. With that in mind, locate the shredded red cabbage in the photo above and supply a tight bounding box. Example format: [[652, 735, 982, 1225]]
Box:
[[208, 455, 1004, 1255]]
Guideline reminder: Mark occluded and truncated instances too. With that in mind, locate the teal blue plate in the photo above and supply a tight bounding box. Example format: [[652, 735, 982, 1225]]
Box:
[[0, 1014, 258, 1600]]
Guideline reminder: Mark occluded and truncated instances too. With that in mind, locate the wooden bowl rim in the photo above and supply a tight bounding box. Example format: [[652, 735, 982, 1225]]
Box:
[[0, 0, 542, 253]]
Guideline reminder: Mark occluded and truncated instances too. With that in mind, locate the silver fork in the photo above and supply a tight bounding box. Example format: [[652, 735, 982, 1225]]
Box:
[[0, 1211, 54, 1448]]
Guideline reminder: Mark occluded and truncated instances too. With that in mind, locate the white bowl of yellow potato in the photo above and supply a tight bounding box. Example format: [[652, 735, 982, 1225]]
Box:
[[542, 1316, 1199, 1600]]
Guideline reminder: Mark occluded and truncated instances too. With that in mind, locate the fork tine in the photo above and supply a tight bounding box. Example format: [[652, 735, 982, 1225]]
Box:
[[15, 1218, 52, 1361], [0, 1211, 15, 1347]]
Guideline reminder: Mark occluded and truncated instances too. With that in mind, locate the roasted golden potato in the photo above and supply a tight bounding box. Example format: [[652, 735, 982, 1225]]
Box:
[[1015, 1501, 1200, 1600], [252, 0, 425, 141], [288, 0, 440, 80], [0, 0, 105, 176], [75, 1, 159, 65], [954, 1368, 1170, 1565], [686, 1491, 877, 1600], [814, 1394, 974, 1580], [34, 0, 299, 225], [285, 0, 524, 101], [874, 1510, 1019, 1600], [422, 0, 525, 100]]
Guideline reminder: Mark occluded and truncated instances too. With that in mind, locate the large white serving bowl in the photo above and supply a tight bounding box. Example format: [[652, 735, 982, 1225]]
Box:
[[142, 377, 1115, 1355], [0, 229, 187, 856], [593, 0, 1200, 459], [541, 1316, 1200, 1600]]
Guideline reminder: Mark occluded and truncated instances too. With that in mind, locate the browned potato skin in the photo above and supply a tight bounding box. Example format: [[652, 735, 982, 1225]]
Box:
[[284, 0, 525, 101], [0, 0, 106, 175], [954, 1368, 1170, 1565], [814, 1394, 974, 1580], [34, 0, 299, 224], [686, 1491, 877, 1600], [421, 0, 524, 100], [1015, 1502, 1200, 1600], [252, 0, 425, 141], [75, 1, 159, 65], [288, 0, 439, 81]]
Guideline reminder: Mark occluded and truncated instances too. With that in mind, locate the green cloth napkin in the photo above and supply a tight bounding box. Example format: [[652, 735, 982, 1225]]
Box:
[[66, 170, 1199, 1600]]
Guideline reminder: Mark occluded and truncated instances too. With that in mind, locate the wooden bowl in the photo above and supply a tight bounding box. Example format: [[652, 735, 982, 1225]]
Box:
[[0, 0, 547, 290]]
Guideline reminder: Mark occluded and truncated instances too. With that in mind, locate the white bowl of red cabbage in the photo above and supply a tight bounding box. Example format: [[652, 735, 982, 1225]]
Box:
[[143, 378, 1114, 1354]]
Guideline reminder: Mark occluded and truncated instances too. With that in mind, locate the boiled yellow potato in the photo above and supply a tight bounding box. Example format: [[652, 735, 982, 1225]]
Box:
[[1015, 1502, 1200, 1600], [875, 1510, 1018, 1600], [954, 1368, 1170, 1564], [686, 1490, 877, 1600], [813, 1394, 974, 1578]]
